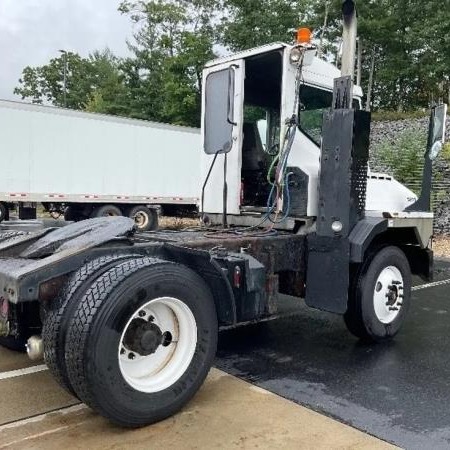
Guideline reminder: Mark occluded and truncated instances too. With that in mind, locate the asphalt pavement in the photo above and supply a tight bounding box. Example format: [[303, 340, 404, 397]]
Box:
[[1, 260, 449, 448], [215, 259, 450, 449]]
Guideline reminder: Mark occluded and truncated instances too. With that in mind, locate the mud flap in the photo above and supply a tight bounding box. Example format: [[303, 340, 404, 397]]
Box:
[[305, 235, 349, 314]]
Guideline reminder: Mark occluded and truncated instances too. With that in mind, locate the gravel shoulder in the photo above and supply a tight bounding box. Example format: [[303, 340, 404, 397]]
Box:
[[433, 236, 450, 258]]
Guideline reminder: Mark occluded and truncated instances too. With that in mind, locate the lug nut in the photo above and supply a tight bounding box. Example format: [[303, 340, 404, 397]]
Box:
[[138, 310, 146, 317], [120, 348, 126, 355], [128, 352, 135, 360]]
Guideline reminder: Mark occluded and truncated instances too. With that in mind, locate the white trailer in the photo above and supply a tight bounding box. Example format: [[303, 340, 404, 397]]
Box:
[[0, 100, 201, 230]]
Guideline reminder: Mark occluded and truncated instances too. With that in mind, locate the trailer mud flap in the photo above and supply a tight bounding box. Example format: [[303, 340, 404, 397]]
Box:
[[305, 235, 349, 314]]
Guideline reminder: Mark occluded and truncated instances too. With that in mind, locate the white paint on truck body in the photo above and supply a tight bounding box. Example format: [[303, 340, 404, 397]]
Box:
[[0, 100, 201, 206]]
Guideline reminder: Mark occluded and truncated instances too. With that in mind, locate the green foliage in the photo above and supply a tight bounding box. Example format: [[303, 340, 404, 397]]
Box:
[[442, 143, 450, 162], [373, 129, 426, 192], [13, 0, 450, 125], [118, 0, 218, 126], [371, 110, 429, 122]]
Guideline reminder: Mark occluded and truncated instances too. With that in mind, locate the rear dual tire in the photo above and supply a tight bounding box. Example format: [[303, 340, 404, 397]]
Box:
[[43, 257, 217, 427], [42, 254, 139, 396]]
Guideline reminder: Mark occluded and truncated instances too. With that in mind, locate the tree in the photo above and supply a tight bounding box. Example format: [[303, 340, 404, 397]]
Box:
[[14, 49, 128, 113], [222, 0, 309, 51], [118, 0, 219, 126]]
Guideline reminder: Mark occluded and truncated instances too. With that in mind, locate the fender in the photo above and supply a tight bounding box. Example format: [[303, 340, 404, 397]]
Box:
[[161, 244, 237, 325]]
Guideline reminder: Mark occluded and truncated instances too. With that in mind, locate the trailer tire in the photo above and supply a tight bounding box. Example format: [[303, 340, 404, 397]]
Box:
[[91, 205, 122, 218], [127, 205, 158, 231], [64, 206, 79, 222], [0, 203, 9, 222], [42, 254, 140, 397], [65, 257, 217, 427], [344, 246, 411, 342]]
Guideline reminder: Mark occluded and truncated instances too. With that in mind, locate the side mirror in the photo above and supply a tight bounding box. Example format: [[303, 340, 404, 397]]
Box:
[[428, 104, 447, 160], [203, 67, 237, 155]]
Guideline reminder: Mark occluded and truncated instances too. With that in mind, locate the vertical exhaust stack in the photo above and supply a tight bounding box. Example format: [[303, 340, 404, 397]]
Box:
[[341, 0, 357, 78]]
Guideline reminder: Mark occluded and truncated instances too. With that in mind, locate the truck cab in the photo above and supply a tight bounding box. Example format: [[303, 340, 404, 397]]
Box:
[[200, 41, 419, 227]]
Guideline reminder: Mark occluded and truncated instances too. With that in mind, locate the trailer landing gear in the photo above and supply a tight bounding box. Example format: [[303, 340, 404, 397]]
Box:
[[344, 246, 411, 342]]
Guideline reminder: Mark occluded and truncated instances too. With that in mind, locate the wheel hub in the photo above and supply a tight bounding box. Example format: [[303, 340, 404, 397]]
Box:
[[118, 296, 198, 394], [373, 266, 404, 324], [123, 318, 163, 356]]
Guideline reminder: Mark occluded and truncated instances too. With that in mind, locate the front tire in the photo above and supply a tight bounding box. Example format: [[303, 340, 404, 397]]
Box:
[[65, 258, 218, 427], [344, 246, 411, 342]]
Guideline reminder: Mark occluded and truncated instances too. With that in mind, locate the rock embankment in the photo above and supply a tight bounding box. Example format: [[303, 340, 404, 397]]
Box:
[[369, 115, 450, 234]]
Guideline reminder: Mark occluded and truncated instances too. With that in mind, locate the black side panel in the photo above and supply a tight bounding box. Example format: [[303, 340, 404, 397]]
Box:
[[305, 235, 349, 314], [306, 108, 371, 314], [316, 109, 370, 237]]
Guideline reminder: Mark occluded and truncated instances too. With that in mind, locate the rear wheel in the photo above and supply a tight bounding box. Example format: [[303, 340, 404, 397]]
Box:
[[65, 258, 217, 427], [344, 246, 411, 342], [91, 204, 122, 218], [127, 205, 158, 231], [42, 254, 139, 396], [63, 206, 81, 222]]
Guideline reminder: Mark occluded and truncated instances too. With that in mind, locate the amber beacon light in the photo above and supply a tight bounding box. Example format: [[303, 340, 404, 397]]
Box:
[[296, 27, 312, 44]]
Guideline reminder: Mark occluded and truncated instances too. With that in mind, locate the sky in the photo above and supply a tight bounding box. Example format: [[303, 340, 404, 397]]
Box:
[[0, 0, 133, 100]]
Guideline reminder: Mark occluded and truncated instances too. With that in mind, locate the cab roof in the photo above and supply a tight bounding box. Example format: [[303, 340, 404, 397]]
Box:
[[205, 42, 363, 98]]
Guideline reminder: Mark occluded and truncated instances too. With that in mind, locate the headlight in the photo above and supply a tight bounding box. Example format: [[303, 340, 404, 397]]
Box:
[[290, 47, 303, 64]]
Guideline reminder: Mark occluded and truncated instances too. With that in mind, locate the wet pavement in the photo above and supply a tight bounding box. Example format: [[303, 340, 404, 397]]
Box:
[[0, 259, 449, 448], [215, 259, 450, 449]]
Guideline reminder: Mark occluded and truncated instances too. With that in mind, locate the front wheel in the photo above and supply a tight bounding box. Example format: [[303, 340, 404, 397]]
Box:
[[65, 258, 218, 427], [344, 246, 411, 342]]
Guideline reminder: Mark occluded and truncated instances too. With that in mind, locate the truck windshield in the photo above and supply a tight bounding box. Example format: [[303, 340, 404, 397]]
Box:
[[299, 84, 361, 145], [298, 84, 332, 145]]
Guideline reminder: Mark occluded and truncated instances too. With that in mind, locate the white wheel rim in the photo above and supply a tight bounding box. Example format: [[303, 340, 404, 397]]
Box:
[[373, 266, 404, 324], [118, 297, 197, 393], [134, 211, 149, 229]]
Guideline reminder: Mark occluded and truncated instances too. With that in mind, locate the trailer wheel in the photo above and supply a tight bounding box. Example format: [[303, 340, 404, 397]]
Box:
[[64, 206, 79, 222], [344, 246, 411, 342], [42, 254, 140, 396], [127, 205, 158, 231], [0, 203, 9, 222], [92, 204, 122, 218], [65, 258, 217, 427]]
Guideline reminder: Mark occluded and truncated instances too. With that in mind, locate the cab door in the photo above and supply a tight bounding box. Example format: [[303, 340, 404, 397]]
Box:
[[200, 60, 245, 216]]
